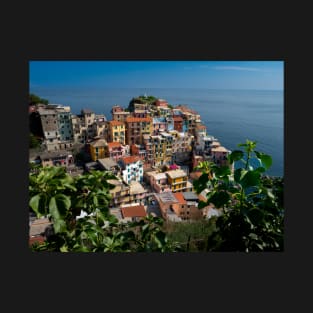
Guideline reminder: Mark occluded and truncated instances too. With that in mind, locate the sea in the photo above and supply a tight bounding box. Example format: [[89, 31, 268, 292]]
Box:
[[30, 87, 284, 177]]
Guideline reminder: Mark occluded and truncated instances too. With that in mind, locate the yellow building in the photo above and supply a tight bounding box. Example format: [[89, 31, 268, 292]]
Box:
[[166, 169, 188, 193], [109, 120, 126, 145], [89, 138, 107, 161]]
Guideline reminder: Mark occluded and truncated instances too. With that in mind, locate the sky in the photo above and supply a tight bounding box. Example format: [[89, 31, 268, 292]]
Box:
[[29, 60, 284, 90]]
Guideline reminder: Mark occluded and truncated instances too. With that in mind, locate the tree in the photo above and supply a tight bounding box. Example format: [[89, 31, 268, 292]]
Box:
[[29, 93, 49, 106], [193, 140, 284, 252]]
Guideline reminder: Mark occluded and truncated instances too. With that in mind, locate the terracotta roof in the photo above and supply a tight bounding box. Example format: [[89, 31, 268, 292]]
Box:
[[174, 192, 187, 205], [121, 205, 147, 218], [173, 116, 183, 122], [109, 120, 125, 126], [125, 117, 152, 123], [107, 142, 122, 149], [121, 156, 140, 164]]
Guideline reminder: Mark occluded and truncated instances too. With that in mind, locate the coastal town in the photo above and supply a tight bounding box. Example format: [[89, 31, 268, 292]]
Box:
[[29, 94, 233, 244]]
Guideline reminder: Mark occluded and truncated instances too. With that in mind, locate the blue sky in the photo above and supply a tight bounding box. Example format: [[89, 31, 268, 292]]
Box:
[[29, 60, 284, 90]]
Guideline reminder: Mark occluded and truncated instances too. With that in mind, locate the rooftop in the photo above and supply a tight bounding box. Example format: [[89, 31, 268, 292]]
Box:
[[121, 155, 141, 165], [156, 192, 178, 204], [97, 158, 118, 170], [211, 146, 229, 153], [107, 142, 122, 149], [129, 181, 146, 195], [173, 192, 187, 205], [166, 169, 187, 179], [109, 120, 125, 126], [151, 172, 167, 180], [182, 191, 199, 201], [121, 205, 147, 218], [89, 139, 107, 147], [39, 150, 73, 160]]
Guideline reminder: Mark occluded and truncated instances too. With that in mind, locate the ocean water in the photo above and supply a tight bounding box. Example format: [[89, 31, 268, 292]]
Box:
[[30, 87, 284, 177]]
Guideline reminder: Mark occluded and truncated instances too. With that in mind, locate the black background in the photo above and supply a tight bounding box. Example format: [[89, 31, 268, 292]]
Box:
[[1, 2, 310, 312]]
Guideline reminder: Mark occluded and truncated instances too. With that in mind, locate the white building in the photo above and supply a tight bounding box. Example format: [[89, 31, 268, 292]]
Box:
[[118, 156, 144, 184]]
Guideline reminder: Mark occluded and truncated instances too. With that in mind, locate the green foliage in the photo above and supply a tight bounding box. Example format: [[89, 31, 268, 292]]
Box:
[[193, 139, 284, 252], [164, 220, 217, 252], [29, 133, 41, 148], [29, 167, 181, 252], [29, 93, 49, 105]]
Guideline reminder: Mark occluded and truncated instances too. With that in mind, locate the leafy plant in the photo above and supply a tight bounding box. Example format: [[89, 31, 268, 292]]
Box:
[[193, 140, 284, 252], [29, 167, 180, 252]]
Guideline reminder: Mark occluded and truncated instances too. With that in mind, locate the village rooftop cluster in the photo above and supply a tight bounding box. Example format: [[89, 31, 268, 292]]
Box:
[[29, 95, 232, 238]]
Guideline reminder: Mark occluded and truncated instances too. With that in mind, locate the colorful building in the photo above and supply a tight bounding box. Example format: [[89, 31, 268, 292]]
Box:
[[108, 120, 126, 145], [105, 141, 127, 161], [89, 138, 107, 161], [125, 116, 153, 145], [118, 156, 144, 184], [166, 169, 188, 193]]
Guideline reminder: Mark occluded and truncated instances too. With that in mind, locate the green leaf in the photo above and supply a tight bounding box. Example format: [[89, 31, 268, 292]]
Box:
[[49, 194, 71, 220], [234, 168, 247, 183], [255, 166, 266, 173], [255, 151, 272, 170], [60, 245, 68, 252], [248, 233, 258, 240], [53, 219, 67, 233], [208, 191, 230, 208], [241, 170, 260, 189], [214, 166, 231, 178], [247, 208, 264, 225], [154, 231, 167, 248], [228, 150, 244, 164], [29, 194, 47, 217], [193, 173, 210, 193]]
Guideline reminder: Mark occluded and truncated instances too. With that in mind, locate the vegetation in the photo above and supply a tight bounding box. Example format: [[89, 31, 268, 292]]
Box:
[[29, 133, 41, 148], [29, 167, 180, 252], [193, 140, 284, 252], [29, 93, 49, 106], [164, 219, 216, 251], [127, 95, 157, 111]]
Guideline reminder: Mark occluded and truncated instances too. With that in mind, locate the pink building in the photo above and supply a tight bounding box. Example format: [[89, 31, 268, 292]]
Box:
[[211, 145, 230, 167], [150, 172, 171, 193], [106, 142, 126, 161]]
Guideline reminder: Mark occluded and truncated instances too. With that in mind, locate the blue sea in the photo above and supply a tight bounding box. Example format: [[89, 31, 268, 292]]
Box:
[[30, 87, 284, 177]]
